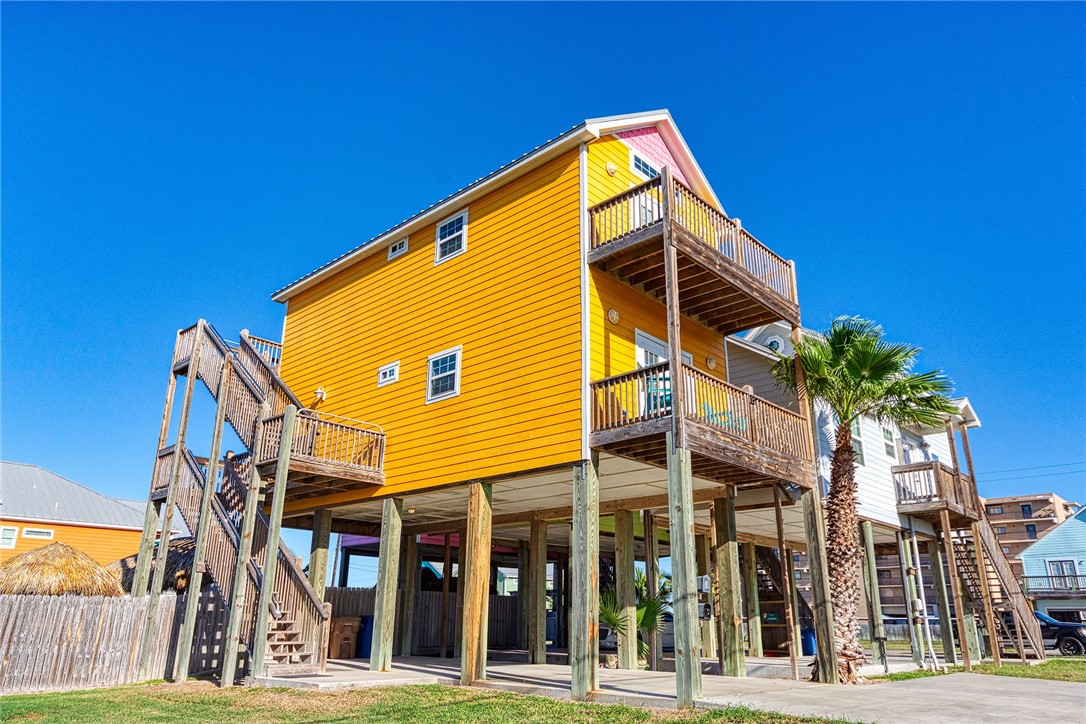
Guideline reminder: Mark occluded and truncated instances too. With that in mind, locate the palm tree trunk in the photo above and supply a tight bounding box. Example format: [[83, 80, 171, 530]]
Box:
[[825, 422, 867, 682]]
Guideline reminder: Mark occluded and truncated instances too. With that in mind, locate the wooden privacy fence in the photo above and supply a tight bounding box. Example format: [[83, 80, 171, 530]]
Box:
[[323, 587, 519, 655], [0, 591, 229, 694], [859, 622, 942, 641]]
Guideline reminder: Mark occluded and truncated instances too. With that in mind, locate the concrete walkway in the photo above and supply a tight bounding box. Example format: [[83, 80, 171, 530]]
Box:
[[256, 657, 1086, 723]]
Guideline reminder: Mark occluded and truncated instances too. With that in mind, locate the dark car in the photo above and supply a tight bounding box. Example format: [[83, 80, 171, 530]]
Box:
[[1034, 611, 1086, 656]]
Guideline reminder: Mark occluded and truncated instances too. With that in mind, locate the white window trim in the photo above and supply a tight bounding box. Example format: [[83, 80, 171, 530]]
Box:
[[634, 329, 693, 367], [387, 237, 408, 261], [377, 361, 400, 388], [426, 345, 463, 404], [434, 210, 468, 265], [630, 151, 661, 181], [22, 527, 54, 540], [0, 526, 17, 549]]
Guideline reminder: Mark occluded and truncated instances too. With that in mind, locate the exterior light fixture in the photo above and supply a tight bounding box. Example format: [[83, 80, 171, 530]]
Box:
[[606, 162, 617, 176], [607, 309, 620, 324], [406, 507, 416, 514], [314, 386, 327, 402], [706, 357, 717, 370]]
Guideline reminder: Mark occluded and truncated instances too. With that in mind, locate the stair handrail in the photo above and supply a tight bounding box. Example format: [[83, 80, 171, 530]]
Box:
[[974, 517, 1046, 656]]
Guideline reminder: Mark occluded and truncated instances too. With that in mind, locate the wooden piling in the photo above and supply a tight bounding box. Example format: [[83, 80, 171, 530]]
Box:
[[668, 433, 702, 706], [369, 497, 404, 672], [461, 482, 493, 684], [927, 538, 958, 665], [614, 509, 637, 670], [801, 485, 839, 684], [528, 518, 548, 664], [714, 487, 744, 677], [309, 509, 333, 600], [570, 456, 600, 700]]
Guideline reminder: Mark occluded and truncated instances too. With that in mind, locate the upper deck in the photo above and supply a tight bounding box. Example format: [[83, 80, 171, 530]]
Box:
[[588, 173, 800, 336], [892, 460, 981, 525]]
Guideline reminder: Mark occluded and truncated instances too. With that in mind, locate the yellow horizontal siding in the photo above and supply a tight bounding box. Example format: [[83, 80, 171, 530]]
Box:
[[586, 136, 728, 384], [280, 150, 584, 509], [0, 520, 142, 566]]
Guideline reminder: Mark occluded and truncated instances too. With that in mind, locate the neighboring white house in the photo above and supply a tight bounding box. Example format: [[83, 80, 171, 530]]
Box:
[[1018, 506, 1086, 623]]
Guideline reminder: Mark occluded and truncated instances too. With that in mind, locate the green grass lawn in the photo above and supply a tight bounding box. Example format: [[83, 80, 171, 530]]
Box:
[[872, 658, 1086, 684], [0, 682, 853, 724]]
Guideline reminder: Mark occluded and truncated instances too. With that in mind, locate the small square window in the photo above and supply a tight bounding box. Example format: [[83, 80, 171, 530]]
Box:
[[1002, 546, 1012, 555], [632, 153, 660, 180], [987, 505, 1003, 515], [388, 238, 408, 261], [435, 211, 467, 264], [0, 527, 17, 549], [996, 526, 1007, 534], [882, 428, 896, 457], [426, 346, 462, 403], [852, 439, 865, 466], [22, 528, 53, 540], [377, 361, 400, 387]]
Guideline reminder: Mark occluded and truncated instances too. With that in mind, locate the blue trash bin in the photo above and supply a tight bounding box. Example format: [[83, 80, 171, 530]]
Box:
[[358, 615, 374, 658], [800, 628, 816, 656]]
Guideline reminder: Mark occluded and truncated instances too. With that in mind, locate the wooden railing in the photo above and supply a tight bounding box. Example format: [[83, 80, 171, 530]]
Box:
[[258, 410, 386, 474], [683, 365, 811, 461], [587, 172, 796, 303], [1022, 575, 1086, 594], [590, 362, 812, 463], [588, 176, 665, 250], [892, 461, 980, 518], [973, 517, 1047, 655], [243, 332, 283, 370]]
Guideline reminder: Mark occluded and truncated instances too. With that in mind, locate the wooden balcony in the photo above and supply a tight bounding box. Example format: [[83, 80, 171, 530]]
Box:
[[588, 173, 801, 336], [892, 461, 981, 525], [1021, 575, 1086, 599], [590, 362, 814, 488]]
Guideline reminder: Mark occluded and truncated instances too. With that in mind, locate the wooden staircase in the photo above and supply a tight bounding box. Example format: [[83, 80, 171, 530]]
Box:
[[147, 320, 386, 678], [950, 519, 1046, 661]]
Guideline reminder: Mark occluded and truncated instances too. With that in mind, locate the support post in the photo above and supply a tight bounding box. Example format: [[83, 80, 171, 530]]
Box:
[[971, 521, 1002, 666], [791, 323, 838, 683], [308, 509, 333, 599], [861, 521, 887, 668], [528, 519, 548, 664], [614, 509, 637, 670], [801, 485, 840, 683], [461, 482, 493, 684], [370, 497, 404, 672], [940, 509, 972, 671], [337, 549, 351, 587], [221, 401, 270, 686], [453, 527, 465, 659], [250, 404, 298, 680], [643, 510, 661, 671], [132, 349, 179, 595], [570, 457, 600, 699], [175, 360, 231, 681], [668, 432, 702, 706], [787, 549, 803, 672], [517, 540, 529, 651], [399, 534, 420, 657], [898, 531, 924, 665], [776, 486, 799, 680], [439, 533, 452, 659], [927, 539, 958, 665], [741, 542, 763, 658], [137, 322, 204, 680], [714, 487, 744, 678]]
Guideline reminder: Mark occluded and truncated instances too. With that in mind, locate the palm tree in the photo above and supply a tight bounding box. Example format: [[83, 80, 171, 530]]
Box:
[[599, 569, 671, 661], [771, 317, 956, 683]]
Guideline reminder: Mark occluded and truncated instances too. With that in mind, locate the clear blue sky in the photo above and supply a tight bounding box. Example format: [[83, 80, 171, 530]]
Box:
[[3, 3, 1084, 579]]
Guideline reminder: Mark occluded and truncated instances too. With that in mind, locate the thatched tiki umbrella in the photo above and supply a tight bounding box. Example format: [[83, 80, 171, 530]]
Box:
[[0, 541, 123, 597], [109, 537, 196, 594]]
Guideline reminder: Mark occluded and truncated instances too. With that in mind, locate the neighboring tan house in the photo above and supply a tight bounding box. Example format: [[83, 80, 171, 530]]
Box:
[[1017, 506, 1086, 623], [726, 322, 1045, 665], [132, 110, 843, 698], [1, 462, 147, 565], [982, 493, 1080, 579]]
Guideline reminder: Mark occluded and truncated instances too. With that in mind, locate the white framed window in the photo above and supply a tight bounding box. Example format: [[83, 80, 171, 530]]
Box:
[[764, 335, 785, 353], [377, 361, 400, 387], [22, 528, 54, 540], [435, 210, 467, 265], [634, 330, 693, 368], [0, 526, 17, 549], [387, 237, 408, 261], [882, 427, 896, 457], [850, 418, 865, 466], [630, 152, 660, 181], [426, 346, 462, 403]]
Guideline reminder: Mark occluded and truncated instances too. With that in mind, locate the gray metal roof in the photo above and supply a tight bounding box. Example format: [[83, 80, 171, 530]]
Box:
[[0, 461, 145, 530], [114, 498, 190, 537]]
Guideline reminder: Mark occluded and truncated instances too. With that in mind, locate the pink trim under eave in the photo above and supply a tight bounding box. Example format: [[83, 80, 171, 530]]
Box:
[[616, 127, 689, 185]]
